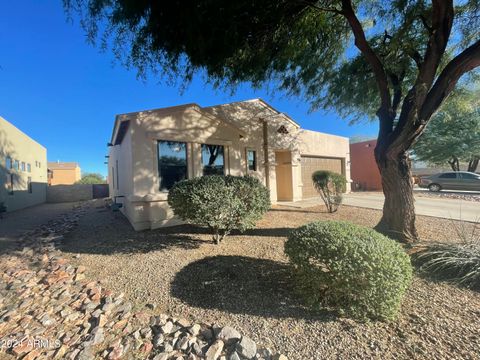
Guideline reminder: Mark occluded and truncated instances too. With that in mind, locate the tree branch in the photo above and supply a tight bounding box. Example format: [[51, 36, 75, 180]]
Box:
[[389, 70, 405, 114], [420, 39, 480, 121], [417, 0, 454, 90], [419, 14, 433, 33], [300, 1, 344, 15], [407, 48, 423, 69], [340, 0, 393, 133], [388, 0, 454, 149]]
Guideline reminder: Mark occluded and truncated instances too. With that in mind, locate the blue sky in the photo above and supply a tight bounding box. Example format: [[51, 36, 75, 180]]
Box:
[[0, 1, 378, 177]]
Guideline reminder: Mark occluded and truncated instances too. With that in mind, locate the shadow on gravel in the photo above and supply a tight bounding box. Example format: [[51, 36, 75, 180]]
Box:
[[171, 255, 336, 320], [269, 208, 327, 214], [59, 206, 296, 255], [60, 212, 211, 255]]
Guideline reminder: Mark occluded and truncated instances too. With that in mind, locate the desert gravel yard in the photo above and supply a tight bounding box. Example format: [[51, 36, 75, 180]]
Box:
[[60, 204, 480, 360]]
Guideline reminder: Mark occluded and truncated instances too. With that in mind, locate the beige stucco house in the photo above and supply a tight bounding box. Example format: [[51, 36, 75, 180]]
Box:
[[0, 116, 47, 212], [48, 162, 81, 185], [108, 99, 351, 230]]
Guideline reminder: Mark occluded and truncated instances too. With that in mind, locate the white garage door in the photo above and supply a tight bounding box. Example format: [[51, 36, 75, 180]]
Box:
[[301, 156, 344, 199]]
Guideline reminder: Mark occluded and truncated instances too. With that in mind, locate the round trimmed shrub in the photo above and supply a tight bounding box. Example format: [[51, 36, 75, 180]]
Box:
[[285, 221, 413, 320], [168, 175, 270, 243]]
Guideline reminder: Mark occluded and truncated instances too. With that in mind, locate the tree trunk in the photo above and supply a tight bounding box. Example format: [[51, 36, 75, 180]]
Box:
[[375, 150, 418, 244], [467, 156, 479, 173], [448, 155, 460, 171]]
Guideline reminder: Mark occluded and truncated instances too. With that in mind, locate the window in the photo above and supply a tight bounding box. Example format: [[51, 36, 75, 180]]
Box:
[[246, 149, 257, 171], [460, 173, 480, 179], [116, 160, 119, 190], [158, 140, 188, 191], [28, 177, 32, 193], [38, 161, 41, 168], [21, 162, 25, 171], [7, 174, 14, 195], [6, 157, 12, 169], [27, 163, 31, 172], [439, 173, 457, 179], [111, 166, 115, 190], [201, 144, 224, 175], [14, 160, 19, 170]]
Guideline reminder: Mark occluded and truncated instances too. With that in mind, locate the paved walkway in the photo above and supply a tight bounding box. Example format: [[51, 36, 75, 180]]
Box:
[[0, 202, 79, 252], [279, 192, 480, 222]]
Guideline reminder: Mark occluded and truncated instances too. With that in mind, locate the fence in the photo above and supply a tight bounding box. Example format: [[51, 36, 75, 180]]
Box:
[[47, 184, 109, 203]]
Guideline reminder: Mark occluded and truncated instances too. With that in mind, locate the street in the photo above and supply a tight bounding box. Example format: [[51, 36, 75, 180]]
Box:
[[343, 192, 480, 222]]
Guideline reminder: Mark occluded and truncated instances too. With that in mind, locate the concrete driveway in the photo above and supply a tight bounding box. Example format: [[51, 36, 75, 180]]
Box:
[[343, 192, 480, 222]]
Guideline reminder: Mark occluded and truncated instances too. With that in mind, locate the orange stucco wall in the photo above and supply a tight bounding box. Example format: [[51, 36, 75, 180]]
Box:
[[49, 168, 81, 185], [349, 140, 382, 191]]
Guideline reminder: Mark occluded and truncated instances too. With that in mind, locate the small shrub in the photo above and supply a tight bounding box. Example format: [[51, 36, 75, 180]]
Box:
[[285, 221, 413, 320], [415, 221, 480, 288], [311, 170, 346, 213], [168, 175, 270, 244]]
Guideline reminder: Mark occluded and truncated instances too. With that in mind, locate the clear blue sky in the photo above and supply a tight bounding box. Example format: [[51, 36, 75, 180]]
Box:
[[0, 1, 378, 177]]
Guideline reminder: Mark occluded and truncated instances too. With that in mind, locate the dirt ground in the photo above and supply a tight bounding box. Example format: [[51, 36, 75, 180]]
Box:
[[0, 202, 81, 253], [58, 203, 480, 360]]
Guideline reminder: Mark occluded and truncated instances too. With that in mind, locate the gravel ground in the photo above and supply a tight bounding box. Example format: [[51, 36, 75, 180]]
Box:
[[415, 189, 480, 202], [59, 204, 480, 360], [0, 202, 81, 253]]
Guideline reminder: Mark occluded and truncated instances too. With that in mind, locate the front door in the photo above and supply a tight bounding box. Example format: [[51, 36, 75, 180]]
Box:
[[275, 151, 293, 201]]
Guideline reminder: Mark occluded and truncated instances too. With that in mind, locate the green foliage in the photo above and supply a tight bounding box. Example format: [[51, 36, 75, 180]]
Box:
[[312, 170, 346, 213], [64, 1, 480, 119], [76, 173, 106, 184], [415, 221, 480, 289], [413, 88, 480, 172], [285, 221, 413, 320], [168, 175, 270, 244]]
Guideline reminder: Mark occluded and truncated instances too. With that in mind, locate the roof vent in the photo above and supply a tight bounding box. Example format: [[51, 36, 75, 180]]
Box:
[[277, 125, 289, 134]]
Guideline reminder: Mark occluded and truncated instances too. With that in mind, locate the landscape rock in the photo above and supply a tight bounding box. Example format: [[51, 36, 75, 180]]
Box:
[[229, 351, 242, 360], [0, 201, 287, 360], [236, 336, 257, 359], [205, 340, 224, 360], [217, 326, 241, 345]]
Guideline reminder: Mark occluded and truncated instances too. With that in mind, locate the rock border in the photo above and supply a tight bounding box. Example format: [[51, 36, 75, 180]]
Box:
[[0, 202, 288, 360]]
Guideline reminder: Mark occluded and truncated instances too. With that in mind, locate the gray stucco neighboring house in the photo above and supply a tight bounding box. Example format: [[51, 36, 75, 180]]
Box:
[[0, 116, 47, 212]]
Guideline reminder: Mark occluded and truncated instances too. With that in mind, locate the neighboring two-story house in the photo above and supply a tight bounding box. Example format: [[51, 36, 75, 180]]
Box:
[[0, 116, 47, 212], [47, 162, 81, 185]]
